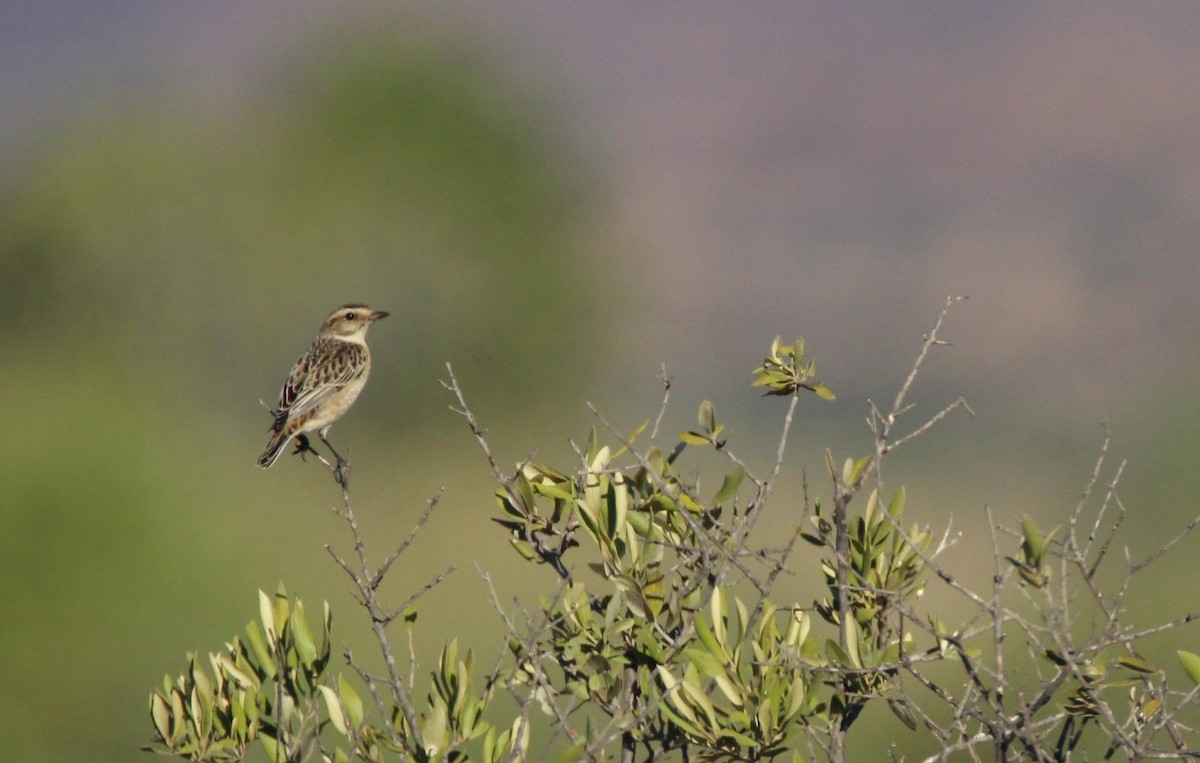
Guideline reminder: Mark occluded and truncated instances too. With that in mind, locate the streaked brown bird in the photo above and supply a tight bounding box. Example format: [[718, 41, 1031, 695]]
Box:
[[257, 304, 388, 475]]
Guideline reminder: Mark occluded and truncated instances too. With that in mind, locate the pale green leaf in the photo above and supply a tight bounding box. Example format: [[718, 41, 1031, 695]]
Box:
[[1116, 654, 1158, 674], [713, 465, 745, 505], [258, 590, 275, 641], [1178, 650, 1200, 686], [291, 602, 318, 669], [338, 674, 364, 727], [678, 431, 712, 446], [319, 686, 348, 736]]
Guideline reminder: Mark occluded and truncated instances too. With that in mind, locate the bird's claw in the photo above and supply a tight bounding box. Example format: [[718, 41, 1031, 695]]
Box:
[[291, 434, 316, 460]]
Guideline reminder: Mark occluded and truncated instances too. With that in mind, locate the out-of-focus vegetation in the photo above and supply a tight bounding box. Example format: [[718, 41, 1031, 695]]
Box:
[[0, 31, 608, 763]]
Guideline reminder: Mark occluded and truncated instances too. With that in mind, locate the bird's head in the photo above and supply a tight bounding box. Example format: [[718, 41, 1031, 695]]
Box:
[[320, 303, 389, 342]]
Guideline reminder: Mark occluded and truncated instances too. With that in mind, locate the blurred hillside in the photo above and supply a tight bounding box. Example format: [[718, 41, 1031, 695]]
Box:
[[0, 27, 614, 763], [1, 4, 1199, 762]]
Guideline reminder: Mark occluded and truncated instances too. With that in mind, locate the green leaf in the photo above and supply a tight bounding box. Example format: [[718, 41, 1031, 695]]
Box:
[[423, 699, 449, 754], [682, 644, 728, 680], [555, 744, 586, 763], [712, 673, 745, 708], [589, 445, 611, 474], [679, 668, 719, 730], [698, 400, 717, 434], [1178, 650, 1200, 686], [259, 733, 281, 761], [825, 639, 856, 668], [625, 509, 651, 537], [575, 495, 603, 543], [784, 609, 810, 648], [291, 602, 318, 669], [509, 538, 537, 561], [482, 727, 499, 763], [656, 666, 698, 725], [678, 431, 712, 446], [843, 618, 862, 667], [1116, 654, 1158, 674], [1022, 514, 1041, 553], [709, 587, 727, 645], [150, 692, 172, 742], [258, 590, 276, 641], [693, 615, 730, 666], [657, 697, 707, 740], [585, 427, 599, 465], [319, 686, 348, 736], [612, 574, 651, 619], [271, 588, 290, 638], [643, 568, 666, 618], [713, 465, 745, 505], [610, 472, 629, 539], [843, 456, 869, 486], [616, 419, 650, 455], [338, 674, 364, 727], [751, 370, 786, 388]]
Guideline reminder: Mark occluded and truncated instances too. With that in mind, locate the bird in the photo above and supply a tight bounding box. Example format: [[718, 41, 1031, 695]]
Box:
[[257, 303, 389, 480]]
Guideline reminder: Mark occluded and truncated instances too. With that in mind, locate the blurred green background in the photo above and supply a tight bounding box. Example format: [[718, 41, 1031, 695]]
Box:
[[2, 5, 1199, 761]]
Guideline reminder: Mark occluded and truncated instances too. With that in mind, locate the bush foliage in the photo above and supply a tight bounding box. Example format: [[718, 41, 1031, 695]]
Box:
[[147, 301, 1200, 762]]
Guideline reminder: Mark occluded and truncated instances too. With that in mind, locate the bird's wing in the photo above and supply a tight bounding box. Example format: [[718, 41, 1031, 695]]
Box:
[[272, 340, 367, 428]]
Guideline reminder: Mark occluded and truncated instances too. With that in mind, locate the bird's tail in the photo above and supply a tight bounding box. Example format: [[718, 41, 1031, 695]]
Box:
[[257, 431, 292, 468]]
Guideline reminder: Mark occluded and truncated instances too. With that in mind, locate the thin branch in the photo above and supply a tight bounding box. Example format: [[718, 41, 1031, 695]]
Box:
[[883, 396, 975, 454], [382, 566, 457, 625], [1130, 511, 1200, 574], [649, 364, 672, 440], [442, 362, 507, 481], [374, 489, 444, 588], [889, 295, 967, 423], [322, 471, 432, 758]]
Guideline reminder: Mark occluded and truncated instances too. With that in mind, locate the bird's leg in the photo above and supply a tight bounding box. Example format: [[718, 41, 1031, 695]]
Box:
[[291, 434, 318, 460], [318, 431, 349, 487]]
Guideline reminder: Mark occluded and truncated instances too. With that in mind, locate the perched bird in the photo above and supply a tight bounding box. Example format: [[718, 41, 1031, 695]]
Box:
[[257, 304, 389, 476]]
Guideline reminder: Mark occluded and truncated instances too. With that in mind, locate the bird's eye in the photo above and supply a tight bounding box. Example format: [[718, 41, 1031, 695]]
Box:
[[345, 312, 355, 321]]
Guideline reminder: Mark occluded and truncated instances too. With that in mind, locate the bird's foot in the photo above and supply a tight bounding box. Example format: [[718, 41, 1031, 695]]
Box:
[[291, 434, 317, 460]]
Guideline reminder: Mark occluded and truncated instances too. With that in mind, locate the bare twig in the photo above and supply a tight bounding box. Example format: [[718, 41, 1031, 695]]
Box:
[[321, 469, 442, 758], [650, 364, 672, 440], [374, 490, 444, 588], [442, 362, 507, 482]]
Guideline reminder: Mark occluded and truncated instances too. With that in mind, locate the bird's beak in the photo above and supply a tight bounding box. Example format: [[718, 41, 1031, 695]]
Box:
[[372, 309, 390, 321]]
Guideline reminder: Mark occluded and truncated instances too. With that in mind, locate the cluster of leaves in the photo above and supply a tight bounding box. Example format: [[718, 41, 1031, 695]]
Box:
[[395, 637, 529, 763], [1007, 514, 1057, 588], [146, 588, 333, 762], [752, 337, 834, 400], [491, 362, 855, 760], [652, 589, 819, 759], [805, 482, 925, 729], [147, 589, 512, 763]]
